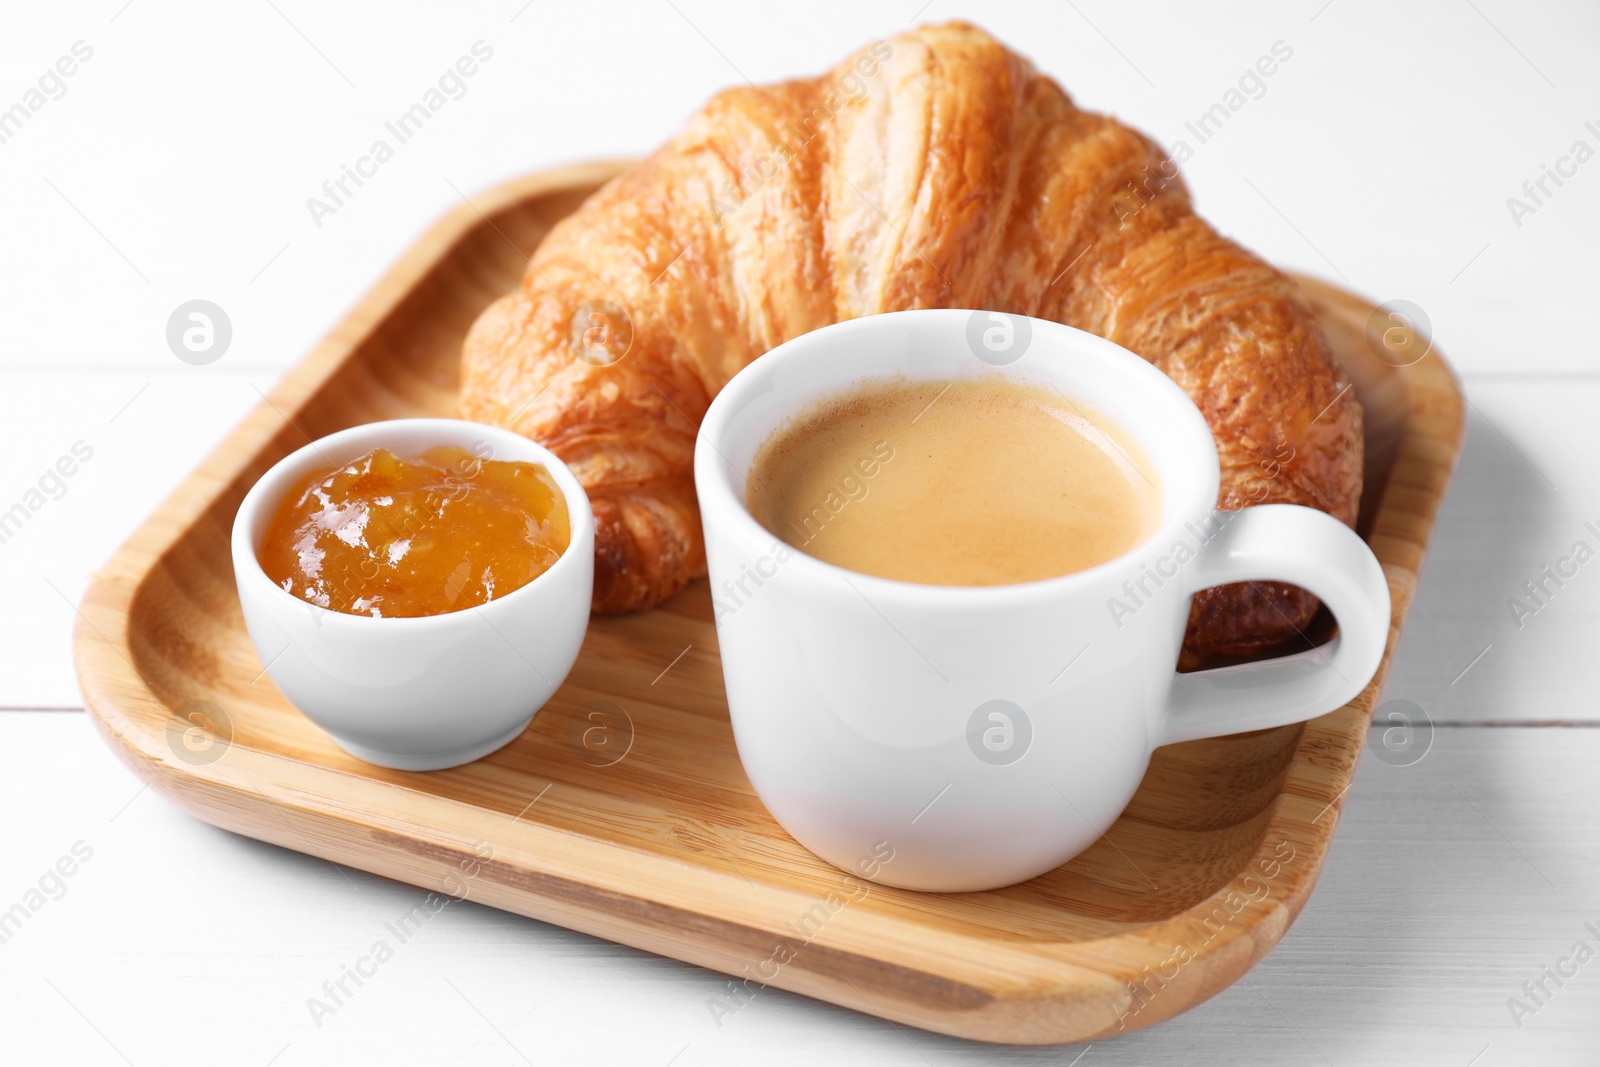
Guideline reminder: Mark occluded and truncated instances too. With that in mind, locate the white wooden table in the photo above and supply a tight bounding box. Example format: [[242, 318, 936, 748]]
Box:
[[3, 2, 1597, 1063]]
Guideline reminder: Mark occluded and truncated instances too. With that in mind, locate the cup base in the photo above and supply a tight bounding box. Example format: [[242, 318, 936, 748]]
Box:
[[325, 715, 534, 771]]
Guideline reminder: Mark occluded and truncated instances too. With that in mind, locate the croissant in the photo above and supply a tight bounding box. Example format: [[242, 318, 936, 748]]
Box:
[[459, 21, 1362, 663]]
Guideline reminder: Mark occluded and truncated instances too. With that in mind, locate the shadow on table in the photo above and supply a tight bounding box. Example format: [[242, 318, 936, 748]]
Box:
[[1381, 402, 1564, 722]]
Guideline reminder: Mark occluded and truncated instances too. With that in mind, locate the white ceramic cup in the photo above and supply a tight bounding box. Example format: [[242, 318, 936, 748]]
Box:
[[232, 418, 594, 771], [695, 310, 1390, 892]]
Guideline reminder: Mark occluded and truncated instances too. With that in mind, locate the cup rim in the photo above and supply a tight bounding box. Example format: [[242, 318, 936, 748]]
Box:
[[694, 309, 1221, 605], [230, 417, 595, 629]]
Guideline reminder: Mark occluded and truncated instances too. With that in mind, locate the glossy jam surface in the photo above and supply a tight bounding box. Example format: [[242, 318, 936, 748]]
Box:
[[259, 445, 570, 618]]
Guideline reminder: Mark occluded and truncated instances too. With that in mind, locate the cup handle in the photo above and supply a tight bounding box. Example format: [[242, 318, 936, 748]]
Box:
[[1160, 504, 1392, 746]]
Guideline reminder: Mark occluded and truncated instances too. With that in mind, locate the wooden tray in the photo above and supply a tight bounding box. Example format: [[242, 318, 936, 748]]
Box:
[[73, 162, 1463, 1045]]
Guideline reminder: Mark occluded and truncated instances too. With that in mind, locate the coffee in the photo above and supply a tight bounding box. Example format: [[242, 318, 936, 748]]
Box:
[[745, 377, 1159, 586]]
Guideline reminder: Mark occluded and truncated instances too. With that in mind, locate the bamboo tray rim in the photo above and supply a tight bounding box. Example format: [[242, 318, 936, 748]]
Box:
[[71, 161, 1465, 1045]]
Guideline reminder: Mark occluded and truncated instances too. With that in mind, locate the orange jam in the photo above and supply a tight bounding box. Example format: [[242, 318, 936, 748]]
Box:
[[259, 445, 570, 618]]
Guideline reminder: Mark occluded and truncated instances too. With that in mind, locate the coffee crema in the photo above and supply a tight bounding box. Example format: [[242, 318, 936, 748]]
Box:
[[745, 377, 1160, 586]]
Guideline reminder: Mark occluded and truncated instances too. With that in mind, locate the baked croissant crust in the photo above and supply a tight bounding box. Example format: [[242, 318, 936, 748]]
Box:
[[459, 21, 1362, 662]]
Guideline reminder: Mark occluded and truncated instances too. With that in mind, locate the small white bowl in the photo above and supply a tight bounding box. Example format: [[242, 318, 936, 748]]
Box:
[[230, 418, 594, 771]]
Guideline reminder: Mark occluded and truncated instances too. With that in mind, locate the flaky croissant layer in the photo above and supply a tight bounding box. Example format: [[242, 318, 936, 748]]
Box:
[[459, 21, 1362, 662]]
